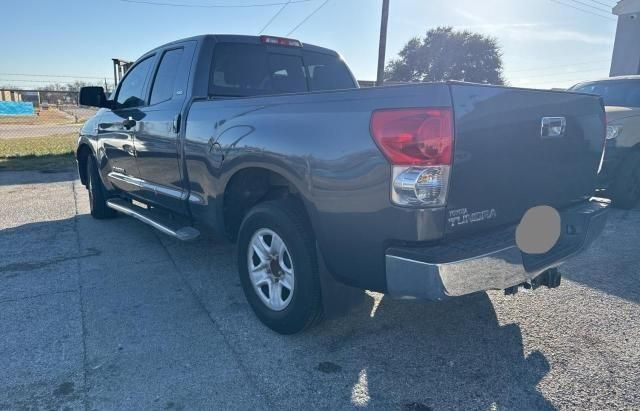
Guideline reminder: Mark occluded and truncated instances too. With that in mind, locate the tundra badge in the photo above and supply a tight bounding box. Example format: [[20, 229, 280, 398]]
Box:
[[448, 208, 497, 228]]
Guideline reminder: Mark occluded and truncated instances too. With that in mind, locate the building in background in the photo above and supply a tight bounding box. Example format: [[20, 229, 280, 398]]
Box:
[[0, 90, 23, 102], [611, 0, 640, 76], [112, 58, 133, 87]]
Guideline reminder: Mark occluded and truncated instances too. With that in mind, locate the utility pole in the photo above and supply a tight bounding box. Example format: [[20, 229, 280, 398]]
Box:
[[376, 0, 390, 87]]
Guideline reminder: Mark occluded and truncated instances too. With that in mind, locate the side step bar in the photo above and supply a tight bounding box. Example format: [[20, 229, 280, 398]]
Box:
[[106, 199, 200, 241]]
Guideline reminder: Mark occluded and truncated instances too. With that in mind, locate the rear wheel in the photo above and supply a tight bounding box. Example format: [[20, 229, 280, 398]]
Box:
[[86, 156, 117, 219], [237, 199, 322, 334], [610, 152, 640, 209]]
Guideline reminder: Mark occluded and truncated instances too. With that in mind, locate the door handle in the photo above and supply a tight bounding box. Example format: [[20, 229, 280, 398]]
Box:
[[123, 144, 136, 157], [123, 117, 136, 130], [172, 114, 181, 134]]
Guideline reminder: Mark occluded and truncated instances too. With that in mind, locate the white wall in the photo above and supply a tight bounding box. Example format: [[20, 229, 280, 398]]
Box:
[[611, 0, 640, 76]]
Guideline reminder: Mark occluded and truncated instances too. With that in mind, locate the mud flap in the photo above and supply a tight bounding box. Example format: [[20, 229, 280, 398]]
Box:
[[316, 244, 366, 320]]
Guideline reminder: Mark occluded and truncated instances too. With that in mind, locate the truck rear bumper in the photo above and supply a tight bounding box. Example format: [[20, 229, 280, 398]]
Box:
[[385, 200, 609, 300]]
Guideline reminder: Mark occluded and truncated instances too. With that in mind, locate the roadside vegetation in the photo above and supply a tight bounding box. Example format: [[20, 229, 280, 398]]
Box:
[[385, 26, 505, 85], [0, 134, 76, 171], [0, 109, 77, 126]]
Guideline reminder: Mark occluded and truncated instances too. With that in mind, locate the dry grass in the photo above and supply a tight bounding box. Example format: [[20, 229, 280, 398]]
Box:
[[0, 134, 76, 171], [0, 109, 75, 126]]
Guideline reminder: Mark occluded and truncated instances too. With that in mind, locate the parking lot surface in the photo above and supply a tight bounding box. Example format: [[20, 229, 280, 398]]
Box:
[[0, 171, 638, 410]]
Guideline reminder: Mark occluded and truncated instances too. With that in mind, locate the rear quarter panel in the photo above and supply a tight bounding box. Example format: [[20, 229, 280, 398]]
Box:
[[184, 84, 452, 291]]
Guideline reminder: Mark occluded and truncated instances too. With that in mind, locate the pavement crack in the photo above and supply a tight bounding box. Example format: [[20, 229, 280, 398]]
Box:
[[0, 289, 77, 305], [0, 248, 100, 276], [72, 179, 91, 411], [153, 232, 277, 409]]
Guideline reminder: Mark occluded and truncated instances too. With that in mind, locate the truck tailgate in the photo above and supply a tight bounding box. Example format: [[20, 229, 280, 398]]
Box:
[[445, 83, 605, 235]]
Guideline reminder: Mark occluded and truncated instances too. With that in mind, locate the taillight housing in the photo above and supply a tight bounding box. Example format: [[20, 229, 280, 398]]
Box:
[[370, 108, 454, 207]]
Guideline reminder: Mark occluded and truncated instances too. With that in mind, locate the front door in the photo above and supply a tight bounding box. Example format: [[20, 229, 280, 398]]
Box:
[[100, 55, 155, 196], [133, 42, 195, 213]]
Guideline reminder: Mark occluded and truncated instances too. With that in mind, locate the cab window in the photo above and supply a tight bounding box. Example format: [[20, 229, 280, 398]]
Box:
[[116, 56, 154, 109], [150, 48, 184, 105]]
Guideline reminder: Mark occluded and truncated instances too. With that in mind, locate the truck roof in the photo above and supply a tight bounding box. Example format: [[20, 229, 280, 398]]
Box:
[[149, 34, 340, 57]]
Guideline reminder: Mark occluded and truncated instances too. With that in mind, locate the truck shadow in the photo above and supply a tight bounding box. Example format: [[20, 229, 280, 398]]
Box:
[[310, 292, 554, 409], [0, 168, 76, 186]]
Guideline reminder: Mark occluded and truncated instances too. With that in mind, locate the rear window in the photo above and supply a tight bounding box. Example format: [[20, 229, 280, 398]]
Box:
[[572, 80, 640, 108], [209, 43, 355, 97], [304, 52, 357, 91]]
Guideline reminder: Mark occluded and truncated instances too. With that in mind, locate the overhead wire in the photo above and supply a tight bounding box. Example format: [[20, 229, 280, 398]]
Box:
[[119, 0, 311, 8], [582, 0, 617, 8], [548, 0, 617, 20], [0, 78, 111, 84], [286, 0, 329, 36], [513, 67, 610, 81], [258, 0, 291, 34], [0, 72, 111, 80], [565, 0, 613, 13], [509, 60, 611, 74]]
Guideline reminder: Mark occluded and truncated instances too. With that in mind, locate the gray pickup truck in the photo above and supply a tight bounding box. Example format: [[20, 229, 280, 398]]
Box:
[[77, 34, 608, 334]]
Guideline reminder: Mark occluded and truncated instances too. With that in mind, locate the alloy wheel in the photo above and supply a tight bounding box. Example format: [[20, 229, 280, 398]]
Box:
[[247, 228, 295, 311]]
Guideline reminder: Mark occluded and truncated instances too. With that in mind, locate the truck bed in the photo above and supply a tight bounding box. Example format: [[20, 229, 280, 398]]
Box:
[[184, 82, 605, 291]]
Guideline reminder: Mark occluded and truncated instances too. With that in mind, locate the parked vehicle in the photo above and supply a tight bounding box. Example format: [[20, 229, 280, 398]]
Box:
[[77, 35, 608, 334], [571, 76, 640, 208]]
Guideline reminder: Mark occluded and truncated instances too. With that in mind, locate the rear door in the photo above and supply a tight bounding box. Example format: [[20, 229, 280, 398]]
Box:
[[133, 41, 196, 213], [445, 84, 605, 235]]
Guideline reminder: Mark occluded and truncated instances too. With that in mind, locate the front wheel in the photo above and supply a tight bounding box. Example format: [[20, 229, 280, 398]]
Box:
[[86, 156, 117, 219], [237, 199, 322, 334]]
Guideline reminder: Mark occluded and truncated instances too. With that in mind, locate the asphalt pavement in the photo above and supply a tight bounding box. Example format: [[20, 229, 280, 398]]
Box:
[[0, 170, 638, 410]]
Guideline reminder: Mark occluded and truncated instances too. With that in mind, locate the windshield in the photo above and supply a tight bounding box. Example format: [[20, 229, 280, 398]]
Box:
[[571, 80, 640, 108], [209, 43, 356, 97]]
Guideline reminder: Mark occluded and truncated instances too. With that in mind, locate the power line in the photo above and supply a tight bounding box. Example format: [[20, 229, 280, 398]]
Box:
[[509, 59, 611, 74], [119, 0, 311, 8], [258, 0, 291, 34], [548, 0, 616, 20], [565, 0, 611, 13], [0, 72, 111, 80], [286, 0, 330, 36], [0, 78, 113, 84], [514, 67, 609, 81], [583, 0, 617, 8]]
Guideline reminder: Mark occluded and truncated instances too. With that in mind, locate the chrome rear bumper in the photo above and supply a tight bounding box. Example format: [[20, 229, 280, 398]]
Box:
[[385, 200, 609, 300]]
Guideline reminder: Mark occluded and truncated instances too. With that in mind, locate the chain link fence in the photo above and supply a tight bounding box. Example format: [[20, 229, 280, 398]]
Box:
[[0, 89, 100, 171], [0, 89, 98, 140]]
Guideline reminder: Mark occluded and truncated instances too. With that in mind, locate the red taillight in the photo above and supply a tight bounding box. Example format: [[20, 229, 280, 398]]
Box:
[[370, 108, 453, 166]]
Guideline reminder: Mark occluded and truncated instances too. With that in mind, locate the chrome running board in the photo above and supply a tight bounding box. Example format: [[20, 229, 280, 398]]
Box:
[[106, 199, 200, 241]]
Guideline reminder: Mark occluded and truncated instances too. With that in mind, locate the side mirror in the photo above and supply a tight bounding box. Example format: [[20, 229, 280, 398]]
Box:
[[79, 86, 112, 108]]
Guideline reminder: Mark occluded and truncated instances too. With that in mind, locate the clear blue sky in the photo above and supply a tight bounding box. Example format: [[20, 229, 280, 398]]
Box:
[[0, 0, 619, 89]]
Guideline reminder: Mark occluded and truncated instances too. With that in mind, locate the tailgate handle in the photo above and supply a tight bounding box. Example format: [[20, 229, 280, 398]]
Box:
[[541, 117, 566, 138]]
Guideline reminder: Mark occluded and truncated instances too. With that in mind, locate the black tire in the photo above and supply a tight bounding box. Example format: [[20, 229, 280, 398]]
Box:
[[610, 152, 640, 209], [237, 199, 322, 334], [86, 156, 117, 219]]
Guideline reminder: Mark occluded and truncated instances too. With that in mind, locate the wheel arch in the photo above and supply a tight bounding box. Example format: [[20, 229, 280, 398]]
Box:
[[221, 165, 314, 242], [76, 142, 94, 186]]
